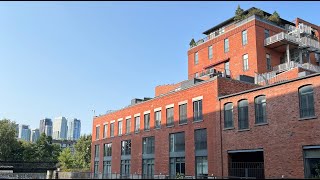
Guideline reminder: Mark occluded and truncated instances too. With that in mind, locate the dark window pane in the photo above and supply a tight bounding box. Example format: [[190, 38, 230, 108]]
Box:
[[195, 129, 207, 151], [299, 85, 315, 118], [238, 100, 249, 129]]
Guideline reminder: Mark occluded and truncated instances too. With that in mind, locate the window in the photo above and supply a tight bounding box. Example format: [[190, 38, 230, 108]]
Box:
[[196, 157, 208, 178], [238, 100, 249, 130], [155, 111, 161, 129], [170, 132, 185, 152], [142, 159, 154, 179], [95, 126, 100, 140], [264, 29, 270, 39], [242, 30, 248, 45], [126, 118, 131, 134], [194, 52, 199, 65], [266, 54, 272, 70], [120, 160, 131, 176], [179, 103, 187, 124], [118, 121, 123, 136], [95, 144, 100, 158], [224, 38, 229, 52], [208, 46, 213, 59], [121, 140, 131, 155], [170, 157, 185, 178], [299, 85, 315, 118], [304, 148, 320, 178], [255, 96, 267, 124], [193, 100, 203, 122], [243, 54, 249, 71], [103, 161, 112, 178], [166, 107, 174, 126], [135, 116, 140, 133], [224, 103, 233, 128], [144, 113, 150, 131], [104, 143, 112, 157], [103, 124, 108, 138], [143, 136, 155, 154], [110, 123, 114, 137], [195, 129, 207, 151], [94, 161, 99, 178], [225, 61, 230, 76]]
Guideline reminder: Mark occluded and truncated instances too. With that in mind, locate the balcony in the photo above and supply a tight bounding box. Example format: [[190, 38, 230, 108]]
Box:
[[264, 32, 299, 52], [189, 67, 231, 79]]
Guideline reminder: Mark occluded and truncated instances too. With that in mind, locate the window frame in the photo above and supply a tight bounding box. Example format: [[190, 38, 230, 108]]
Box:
[[224, 102, 234, 128], [254, 95, 267, 124], [154, 110, 161, 129], [194, 52, 199, 65], [144, 113, 150, 131], [208, 45, 213, 59], [118, 121, 123, 136], [134, 116, 140, 133], [242, 30, 248, 45], [243, 54, 249, 71], [238, 99, 249, 130], [266, 53, 272, 70], [224, 38, 229, 53], [166, 107, 174, 127], [179, 103, 188, 124], [299, 85, 315, 118], [193, 100, 203, 122]]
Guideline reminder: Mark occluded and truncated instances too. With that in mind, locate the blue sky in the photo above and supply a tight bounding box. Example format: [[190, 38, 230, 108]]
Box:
[[0, 2, 319, 135]]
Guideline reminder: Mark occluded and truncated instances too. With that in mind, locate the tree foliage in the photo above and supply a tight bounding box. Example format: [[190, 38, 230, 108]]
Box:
[[0, 119, 60, 162], [189, 38, 196, 47], [246, 8, 264, 18], [234, 5, 244, 21], [268, 11, 281, 25], [0, 119, 19, 161], [58, 134, 91, 171]]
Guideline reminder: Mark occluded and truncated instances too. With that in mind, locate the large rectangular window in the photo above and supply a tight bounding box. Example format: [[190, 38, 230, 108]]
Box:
[[121, 140, 131, 155], [195, 129, 207, 151], [255, 96, 267, 124], [224, 103, 233, 128], [144, 113, 150, 131], [134, 116, 140, 133], [170, 132, 185, 152], [95, 144, 100, 158], [126, 118, 131, 134], [170, 157, 185, 178], [266, 54, 272, 70], [196, 157, 208, 178], [155, 111, 161, 129], [194, 52, 199, 65], [95, 126, 100, 140], [264, 29, 270, 39], [208, 46, 213, 59], [120, 160, 131, 177], [304, 148, 320, 178], [103, 143, 112, 157], [166, 107, 174, 126], [193, 100, 203, 122], [118, 121, 123, 136], [299, 85, 315, 118], [142, 159, 154, 179], [103, 161, 112, 179], [243, 54, 249, 71], [224, 38, 229, 53], [179, 103, 187, 124], [242, 30, 248, 45], [110, 123, 114, 137], [143, 136, 155, 154], [103, 124, 108, 138], [238, 100, 249, 130]]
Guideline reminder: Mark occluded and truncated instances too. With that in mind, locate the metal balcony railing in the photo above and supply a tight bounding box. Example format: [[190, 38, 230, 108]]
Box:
[[273, 61, 300, 73], [264, 32, 299, 46], [189, 67, 231, 79]]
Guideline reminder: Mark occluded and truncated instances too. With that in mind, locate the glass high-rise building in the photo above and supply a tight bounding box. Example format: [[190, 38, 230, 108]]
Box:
[[53, 117, 68, 140], [39, 118, 53, 137], [67, 118, 81, 140]]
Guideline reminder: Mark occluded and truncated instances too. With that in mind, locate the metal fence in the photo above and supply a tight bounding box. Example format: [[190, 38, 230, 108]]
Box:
[[228, 162, 264, 179], [0, 173, 46, 179]]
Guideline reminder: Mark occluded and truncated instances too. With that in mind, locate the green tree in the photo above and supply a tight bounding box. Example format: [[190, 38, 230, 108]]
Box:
[[58, 148, 75, 170], [234, 5, 244, 21], [73, 134, 92, 170], [268, 11, 281, 25], [0, 119, 19, 161], [34, 133, 61, 162], [246, 8, 264, 18], [189, 38, 196, 47]]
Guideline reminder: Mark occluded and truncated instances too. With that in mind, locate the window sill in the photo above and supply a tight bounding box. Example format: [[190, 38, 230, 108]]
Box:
[[179, 122, 188, 126], [237, 128, 250, 132], [155, 127, 161, 130], [125, 133, 130, 136], [144, 129, 151, 132], [299, 116, 317, 121], [223, 127, 235, 131], [254, 122, 268, 127], [134, 131, 140, 134], [192, 120, 203, 124], [118, 135, 122, 137], [166, 125, 174, 128]]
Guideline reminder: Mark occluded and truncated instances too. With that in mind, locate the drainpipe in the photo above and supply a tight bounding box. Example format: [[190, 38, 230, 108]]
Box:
[[219, 98, 224, 177]]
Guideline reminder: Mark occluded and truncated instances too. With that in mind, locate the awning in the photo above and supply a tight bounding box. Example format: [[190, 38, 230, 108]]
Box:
[[203, 58, 230, 69], [228, 148, 263, 153]]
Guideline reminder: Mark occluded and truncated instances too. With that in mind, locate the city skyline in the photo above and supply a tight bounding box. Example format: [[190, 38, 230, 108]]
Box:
[[0, 2, 319, 135]]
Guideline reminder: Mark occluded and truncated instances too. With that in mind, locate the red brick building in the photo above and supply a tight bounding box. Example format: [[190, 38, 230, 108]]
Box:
[[91, 7, 320, 179]]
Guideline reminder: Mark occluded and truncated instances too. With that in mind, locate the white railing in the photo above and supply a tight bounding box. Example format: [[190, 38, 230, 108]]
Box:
[[301, 63, 320, 72], [264, 32, 299, 46], [300, 37, 320, 50], [273, 61, 300, 73], [254, 71, 277, 84]]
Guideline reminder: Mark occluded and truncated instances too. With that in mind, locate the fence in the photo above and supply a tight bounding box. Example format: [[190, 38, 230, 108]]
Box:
[[0, 173, 46, 179], [228, 162, 264, 179]]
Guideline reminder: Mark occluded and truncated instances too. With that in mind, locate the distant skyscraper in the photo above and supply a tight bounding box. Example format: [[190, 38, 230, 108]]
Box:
[[39, 118, 53, 137], [53, 117, 68, 140], [67, 118, 81, 140], [30, 129, 40, 143], [18, 124, 31, 142]]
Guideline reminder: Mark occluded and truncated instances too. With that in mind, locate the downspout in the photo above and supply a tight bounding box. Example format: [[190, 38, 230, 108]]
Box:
[[219, 98, 224, 177]]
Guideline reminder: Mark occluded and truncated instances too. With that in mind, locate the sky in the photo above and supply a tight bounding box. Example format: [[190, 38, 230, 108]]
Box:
[[0, 1, 319, 135]]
